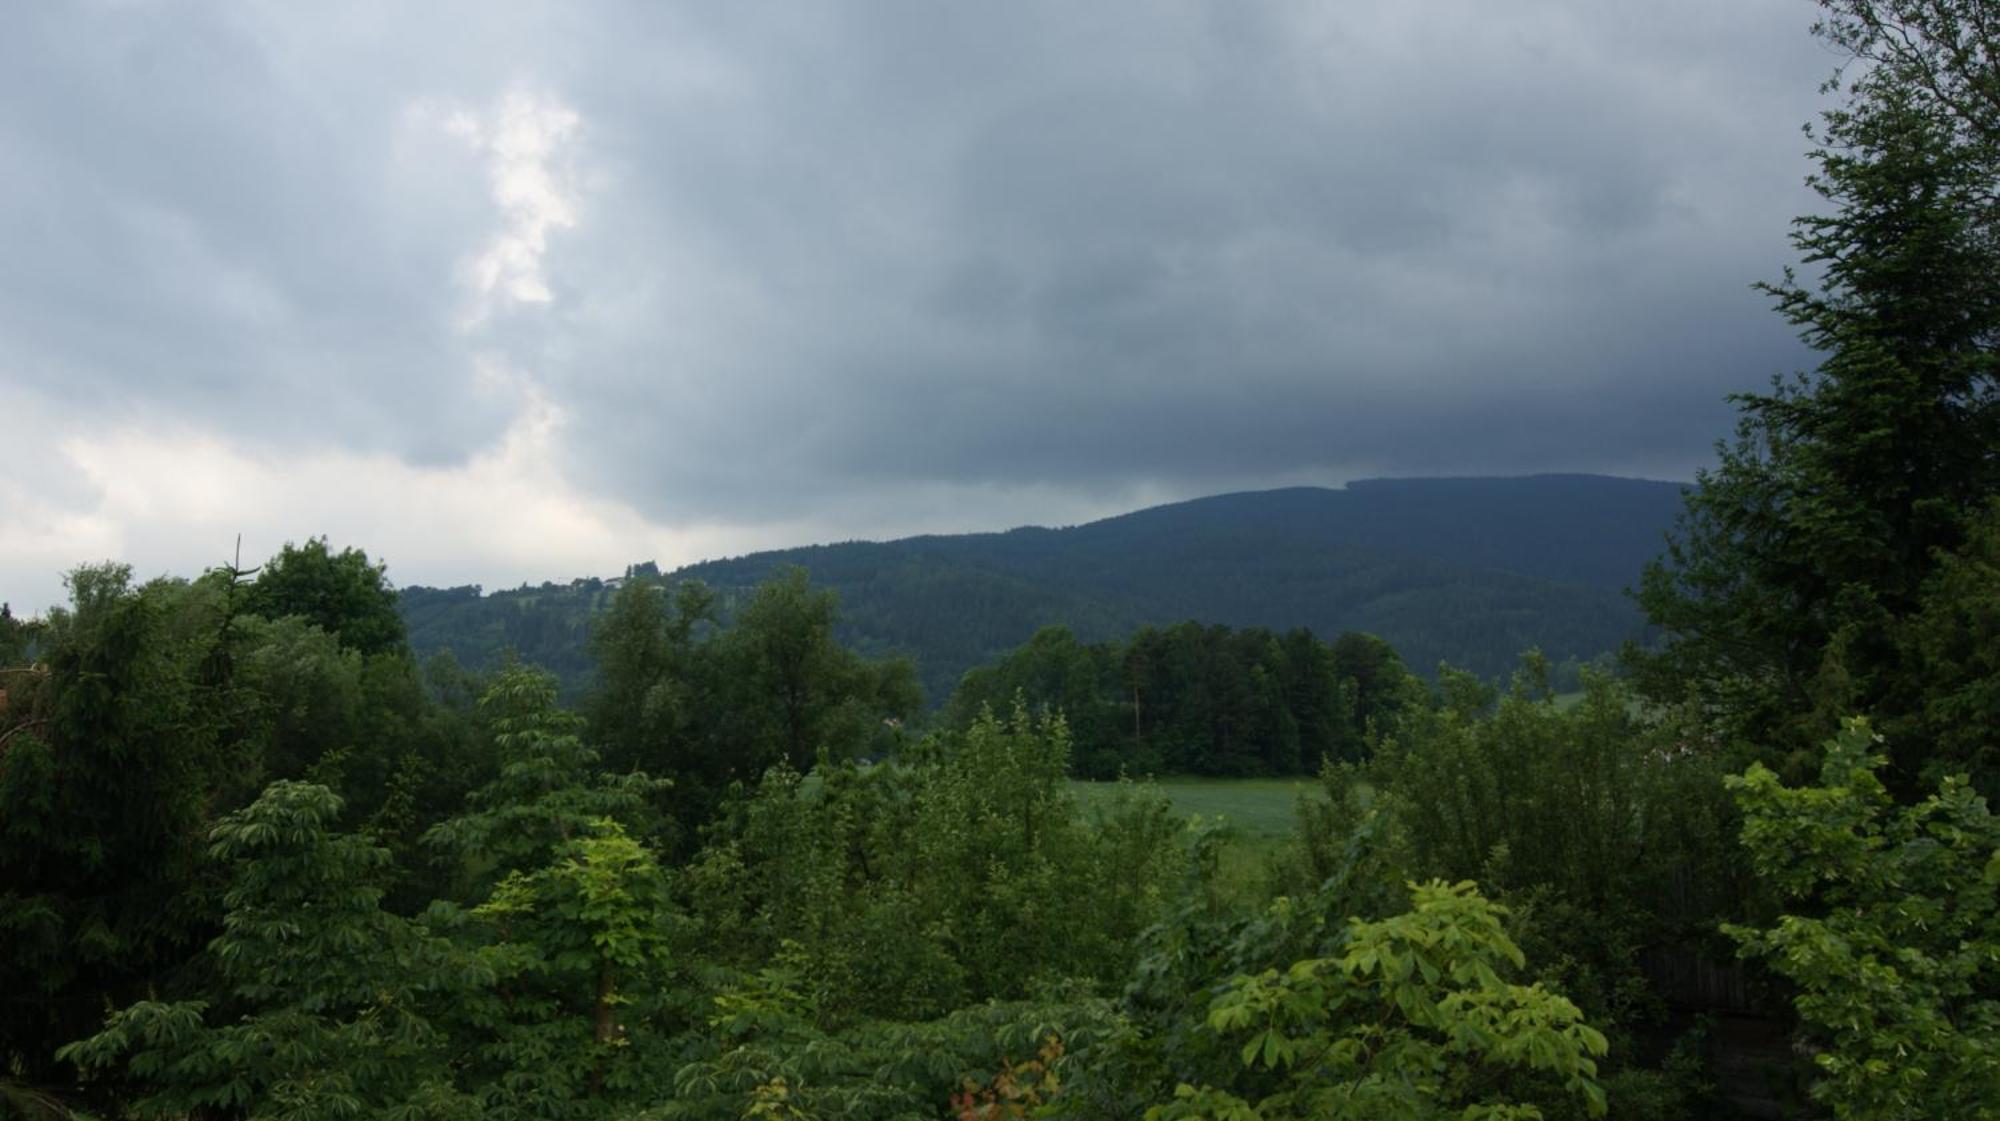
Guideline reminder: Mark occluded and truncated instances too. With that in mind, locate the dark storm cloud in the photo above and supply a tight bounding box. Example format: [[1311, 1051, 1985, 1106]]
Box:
[[2, 0, 1832, 537], [534, 0, 1832, 519]]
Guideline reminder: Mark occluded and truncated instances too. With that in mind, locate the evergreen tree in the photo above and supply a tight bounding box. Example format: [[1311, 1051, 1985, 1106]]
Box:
[[1884, 499, 2000, 793], [1635, 0, 2000, 791], [709, 566, 921, 776], [0, 602, 28, 665]]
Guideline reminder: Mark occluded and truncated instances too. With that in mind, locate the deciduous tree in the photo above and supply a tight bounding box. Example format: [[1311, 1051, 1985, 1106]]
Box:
[[1725, 718, 2000, 1119], [246, 537, 408, 657], [1147, 881, 1609, 1121], [58, 782, 477, 1120]]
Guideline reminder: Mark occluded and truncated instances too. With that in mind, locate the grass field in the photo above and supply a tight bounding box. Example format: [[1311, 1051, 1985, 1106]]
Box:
[[1069, 776, 1316, 839]]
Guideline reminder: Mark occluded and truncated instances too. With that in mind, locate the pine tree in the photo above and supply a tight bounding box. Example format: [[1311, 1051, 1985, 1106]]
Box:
[[1636, 0, 1999, 790]]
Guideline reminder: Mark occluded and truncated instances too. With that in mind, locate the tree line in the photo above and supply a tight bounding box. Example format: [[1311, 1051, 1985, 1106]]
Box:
[[944, 622, 1424, 778]]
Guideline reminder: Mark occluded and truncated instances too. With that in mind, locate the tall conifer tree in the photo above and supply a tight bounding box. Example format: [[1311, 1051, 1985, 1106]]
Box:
[[1637, 0, 1999, 787]]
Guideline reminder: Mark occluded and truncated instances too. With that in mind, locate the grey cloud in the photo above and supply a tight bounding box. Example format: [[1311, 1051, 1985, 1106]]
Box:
[[3, 0, 1834, 554], [0, 4, 525, 459]]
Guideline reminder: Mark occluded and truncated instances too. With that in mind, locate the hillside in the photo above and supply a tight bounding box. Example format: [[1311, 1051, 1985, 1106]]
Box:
[[400, 474, 1687, 701]]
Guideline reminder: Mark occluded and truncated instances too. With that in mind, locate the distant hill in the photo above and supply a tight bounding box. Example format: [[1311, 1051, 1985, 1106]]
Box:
[[399, 474, 1687, 703]]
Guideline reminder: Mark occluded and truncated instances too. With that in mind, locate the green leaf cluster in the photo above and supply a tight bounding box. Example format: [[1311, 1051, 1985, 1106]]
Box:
[[1725, 719, 2000, 1120], [680, 704, 1182, 1024], [1147, 881, 1608, 1121], [57, 781, 481, 1120]]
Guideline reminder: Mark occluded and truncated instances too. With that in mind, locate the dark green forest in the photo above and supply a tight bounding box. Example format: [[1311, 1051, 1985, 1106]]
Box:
[[4, 3, 1999, 1118], [945, 623, 1426, 779], [398, 473, 1683, 704]]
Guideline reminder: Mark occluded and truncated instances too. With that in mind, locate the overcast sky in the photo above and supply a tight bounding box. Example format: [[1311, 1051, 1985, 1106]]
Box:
[[0, 0, 1836, 613]]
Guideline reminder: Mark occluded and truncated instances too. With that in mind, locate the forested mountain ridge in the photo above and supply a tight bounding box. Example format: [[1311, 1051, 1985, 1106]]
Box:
[[400, 474, 1686, 699]]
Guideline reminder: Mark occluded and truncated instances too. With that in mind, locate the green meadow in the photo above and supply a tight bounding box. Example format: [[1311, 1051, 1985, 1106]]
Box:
[[1070, 776, 1316, 839]]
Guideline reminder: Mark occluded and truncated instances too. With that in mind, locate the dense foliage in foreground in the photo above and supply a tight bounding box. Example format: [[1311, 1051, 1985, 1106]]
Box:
[[0, 541, 1981, 1121], [5, 542, 1993, 1119], [3, 564, 1638, 1118]]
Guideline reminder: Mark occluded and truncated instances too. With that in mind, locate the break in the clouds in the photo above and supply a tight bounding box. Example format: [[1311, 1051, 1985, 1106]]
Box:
[[0, 0, 1832, 611], [433, 91, 582, 323]]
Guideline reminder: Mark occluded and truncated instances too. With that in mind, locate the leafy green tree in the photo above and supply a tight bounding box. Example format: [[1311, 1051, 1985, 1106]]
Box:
[[1376, 664, 1740, 943], [59, 781, 477, 1120], [0, 566, 258, 1097], [57, 663, 684, 1120], [1052, 808, 1402, 1120], [1725, 718, 2000, 1120], [447, 819, 678, 1115], [1146, 881, 1609, 1121], [236, 614, 365, 782], [426, 664, 666, 886], [423, 660, 674, 1071], [1814, 1, 1999, 154], [680, 706, 1179, 1024], [586, 577, 742, 843], [1371, 669, 1744, 1108], [1634, 0, 2000, 790], [212, 607, 495, 909], [1325, 631, 1420, 749], [551, 565, 935, 818], [945, 626, 1126, 774], [246, 537, 408, 657], [902, 708, 1175, 1002], [708, 567, 920, 776], [0, 602, 29, 665], [736, 567, 845, 770], [662, 973, 1118, 1121], [587, 576, 715, 777]]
